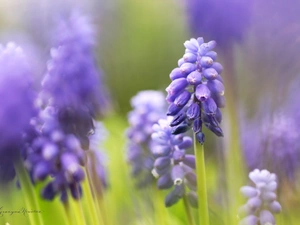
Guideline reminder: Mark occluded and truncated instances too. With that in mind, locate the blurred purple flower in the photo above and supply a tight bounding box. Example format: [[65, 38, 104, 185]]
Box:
[[185, 0, 252, 47], [151, 118, 197, 207], [40, 11, 110, 149], [26, 106, 85, 201], [238, 169, 281, 225], [166, 37, 225, 143], [0, 43, 36, 183], [126, 90, 166, 188], [241, 96, 300, 181]]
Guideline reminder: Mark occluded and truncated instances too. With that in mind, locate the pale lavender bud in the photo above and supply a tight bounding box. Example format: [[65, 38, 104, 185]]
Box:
[[259, 210, 275, 225]]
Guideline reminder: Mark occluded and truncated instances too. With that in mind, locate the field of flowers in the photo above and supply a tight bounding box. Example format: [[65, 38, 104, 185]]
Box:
[[0, 0, 299, 225]]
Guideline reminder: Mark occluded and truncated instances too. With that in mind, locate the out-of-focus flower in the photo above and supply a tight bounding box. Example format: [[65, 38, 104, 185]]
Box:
[[185, 0, 252, 47], [40, 11, 110, 149], [0, 43, 36, 183], [166, 37, 225, 143], [126, 90, 166, 188], [26, 11, 110, 201], [151, 118, 197, 207], [26, 106, 85, 201], [238, 169, 281, 225], [241, 96, 300, 181]]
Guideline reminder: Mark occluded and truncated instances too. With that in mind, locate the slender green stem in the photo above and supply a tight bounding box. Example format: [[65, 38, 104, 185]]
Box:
[[183, 195, 196, 225], [153, 188, 168, 225], [82, 177, 101, 225], [194, 135, 210, 225], [63, 201, 74, 225], [85, 166, 106, 225], [14, 157, 44, 225], [221, 47, 246, 225], [69, 189, 87, 225]]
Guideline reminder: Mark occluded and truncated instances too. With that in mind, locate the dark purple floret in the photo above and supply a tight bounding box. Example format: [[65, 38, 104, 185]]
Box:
[[151, 118, 198, 208], [165, 37, 225, 143]]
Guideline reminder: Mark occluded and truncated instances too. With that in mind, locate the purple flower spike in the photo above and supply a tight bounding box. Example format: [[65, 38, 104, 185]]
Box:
[[0, 43, 36, 183], [165, 37, 225, 141], [126, 90, 167, 188], [239, 169, 281, 225], [40, 11, 110, 150], [151, 118, 197, 207]]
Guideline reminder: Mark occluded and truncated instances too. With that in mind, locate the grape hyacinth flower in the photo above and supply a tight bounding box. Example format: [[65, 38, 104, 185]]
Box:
[[241, 99, 300, 181], [166, 37, 225, 143], [40, 11, 110, 150], [126, 90, 166, 188], [26, 106, 86, 201], [238, 169, 282, 225], [151, 118, 197, 207], [0, 43, 36, 183]]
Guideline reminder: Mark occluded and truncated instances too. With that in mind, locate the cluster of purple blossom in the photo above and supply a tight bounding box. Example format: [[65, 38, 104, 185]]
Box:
[[166, 37, 225, 143], [239, 169, 281, 225], [126, 91, 166, 188], [0, 11, 108, 202]]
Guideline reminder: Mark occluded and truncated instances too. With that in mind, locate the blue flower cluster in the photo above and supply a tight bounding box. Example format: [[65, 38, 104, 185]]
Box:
[[26, 106, 86, 201], [126, 91, 166, 188], [151, 118, 197, 207], [241, 99, 300, 181], [22, 11, 109, 201], [166, 37, 225, 143], [41, 11, 110, 150], [239, 169, 281, 225], [0, 43, 37, 183]]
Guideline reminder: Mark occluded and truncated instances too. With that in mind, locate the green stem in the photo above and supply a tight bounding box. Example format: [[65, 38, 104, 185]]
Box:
[[183, 195, 196, 225], [194, 135, 210, 225], [63, 201, 74, 225], [82, 177, 101, 225], [85, 166, 106, 225], [70, 191, 87, 225], [153, 188, 168, 225], [221, 46, 246, 225], [14, 157, 44, 225]]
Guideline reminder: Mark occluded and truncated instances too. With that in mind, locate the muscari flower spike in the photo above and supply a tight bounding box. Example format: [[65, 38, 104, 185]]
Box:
[[0, 43, 37, 183], [241, 99, 300, 181], [40, 10, 110, 150], [166, 37, 225, 144], [126, 90, 167, 188], [151, 118, 198, 208], [26, 11, 110, 201], [26, 106, 86, 201], [238, 169, 282, 225]]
